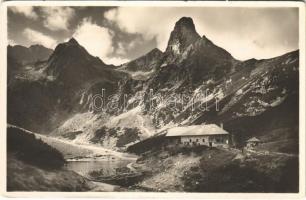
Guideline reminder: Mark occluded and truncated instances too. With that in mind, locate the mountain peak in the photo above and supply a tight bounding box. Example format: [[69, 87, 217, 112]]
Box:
[[165, 17, 200, 56], [174, 17, 196, 32], [149, 48, 162, 55], [46, 38, 109, 86], [68, 37, 79, 45]]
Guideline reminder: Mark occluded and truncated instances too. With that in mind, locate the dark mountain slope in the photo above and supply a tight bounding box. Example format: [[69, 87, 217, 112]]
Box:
[[146, 18, 235, 93], [7, 126, 92, 191], [7, 38, 128, 133], [7, 126, 65, 169], [46, 38, 125, 87]]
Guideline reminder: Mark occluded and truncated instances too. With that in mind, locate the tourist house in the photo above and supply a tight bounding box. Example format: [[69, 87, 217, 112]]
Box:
[[165, 124, 229, 148]]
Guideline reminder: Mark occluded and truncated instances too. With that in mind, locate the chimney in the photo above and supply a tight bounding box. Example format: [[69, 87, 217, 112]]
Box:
[[220, 122, 223, 129]]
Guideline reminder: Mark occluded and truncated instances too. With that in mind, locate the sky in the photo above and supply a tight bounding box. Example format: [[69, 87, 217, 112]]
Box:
[[8, 6, 299, 65]]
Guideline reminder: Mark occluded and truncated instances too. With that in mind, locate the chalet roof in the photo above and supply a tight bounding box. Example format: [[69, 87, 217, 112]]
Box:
[[165, 124, 228, 137], [247, 137, 261, 142]]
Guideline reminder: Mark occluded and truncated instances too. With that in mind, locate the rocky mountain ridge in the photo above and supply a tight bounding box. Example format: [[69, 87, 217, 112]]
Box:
[[7, 17, 299, 151], [8, 44, 53, 64]]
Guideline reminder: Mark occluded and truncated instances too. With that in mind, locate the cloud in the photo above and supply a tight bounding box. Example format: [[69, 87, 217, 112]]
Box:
[[41, 7, 75, 31], [115, 41, 139, 56], [115, 42, 127, 56], [73, 18, 129, 65], [23, 28, 57, 48], [8, 39, 17, 46], [104, 7, 298, 60], [10, 6, 38, 20], [105, 57, 129, 65], [105, 8, 175, 52], [104, 9, 117, 21]]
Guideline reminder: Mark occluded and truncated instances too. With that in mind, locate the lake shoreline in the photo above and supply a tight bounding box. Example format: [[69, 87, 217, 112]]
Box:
[[65, 158, 144, 191]]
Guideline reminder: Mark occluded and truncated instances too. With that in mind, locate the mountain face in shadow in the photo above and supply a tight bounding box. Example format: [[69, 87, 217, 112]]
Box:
[[46, 38, 106, 86], [7, 38, 126, 132]]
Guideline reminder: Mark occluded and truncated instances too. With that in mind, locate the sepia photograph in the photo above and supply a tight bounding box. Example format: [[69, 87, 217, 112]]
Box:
[[1, 1, 305, 197]]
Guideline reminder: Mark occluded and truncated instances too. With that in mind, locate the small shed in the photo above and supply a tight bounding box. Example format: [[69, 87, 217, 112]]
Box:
[[246, 137, 261, 147], [165, 124, 229, 148]]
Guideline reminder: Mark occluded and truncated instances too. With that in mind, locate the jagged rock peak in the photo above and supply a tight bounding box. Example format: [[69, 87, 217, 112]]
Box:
[[67, 37, 79, 45], [174, 17, 197, 32], [151, 47, 162, 52], [166, 17, 201, 54], [147, 48, 163, 55], [50, 38, 86, 58], [46, 36, 105, 75]]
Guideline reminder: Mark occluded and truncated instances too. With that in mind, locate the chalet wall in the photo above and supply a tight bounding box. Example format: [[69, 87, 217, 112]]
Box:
[[180, 135, 229, 148]]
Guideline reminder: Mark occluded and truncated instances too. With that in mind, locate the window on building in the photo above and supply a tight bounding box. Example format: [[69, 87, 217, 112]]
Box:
[[202, 139, 205, 142], [196, 139, 199, 142], [190, 139, 192, 142]]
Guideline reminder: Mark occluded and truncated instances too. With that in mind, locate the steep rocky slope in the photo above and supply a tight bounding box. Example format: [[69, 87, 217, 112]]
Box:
[[117, 48, 164, 80], [119, 48, 163, 72], [7, 38, 127, 132]]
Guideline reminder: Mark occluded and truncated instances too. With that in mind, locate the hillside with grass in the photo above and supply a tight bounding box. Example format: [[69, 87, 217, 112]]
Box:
[[131, 146, 298, 192], [7, 126, 93, 191]]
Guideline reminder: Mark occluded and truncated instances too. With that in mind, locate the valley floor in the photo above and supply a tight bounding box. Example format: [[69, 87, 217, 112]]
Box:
[[6, 125, 299, 193]]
